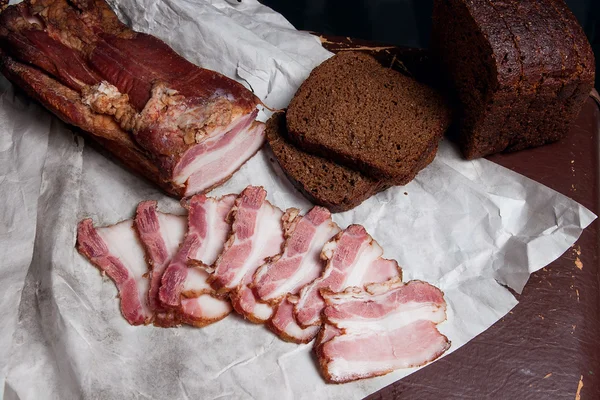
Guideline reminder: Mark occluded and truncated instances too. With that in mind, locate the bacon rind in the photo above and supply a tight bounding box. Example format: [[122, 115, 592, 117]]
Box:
[[76, 218, 152, 326], [266, 297, 320, 344]]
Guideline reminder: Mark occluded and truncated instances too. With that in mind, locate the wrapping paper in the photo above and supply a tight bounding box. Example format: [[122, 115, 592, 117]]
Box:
[[0, 1, 596, 398]]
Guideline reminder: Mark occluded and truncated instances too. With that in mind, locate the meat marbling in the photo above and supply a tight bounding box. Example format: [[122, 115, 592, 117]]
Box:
[[253, 206, 340, 343], [134, 201, 186, 326], [159, 194, 235, 327], [210, 186, 286, 323], [294, 224, 402, 329]]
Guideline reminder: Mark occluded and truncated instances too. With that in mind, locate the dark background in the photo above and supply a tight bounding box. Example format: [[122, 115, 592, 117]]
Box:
[[260, 0, 600, 87]]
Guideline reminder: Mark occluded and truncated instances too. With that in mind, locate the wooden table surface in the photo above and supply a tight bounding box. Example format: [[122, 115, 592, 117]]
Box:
[[319, 35, 600, 400]]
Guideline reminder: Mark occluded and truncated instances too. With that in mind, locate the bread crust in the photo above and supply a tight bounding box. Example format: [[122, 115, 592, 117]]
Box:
[[432, 0, 595, 159]]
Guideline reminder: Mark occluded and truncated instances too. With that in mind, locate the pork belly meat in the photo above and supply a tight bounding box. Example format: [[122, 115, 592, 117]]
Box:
[[134, 201, 187, 326], [135, 200, 231, 328], [76, 218, 153, 325], [210, 186, 286, 323], [268, 298, 320, 343], [159, 194, 235, 327], [0, 0, 265, 196], [253, 206, 340, 343], [316, 280, 450, 383], [294, 225, 402, 329]]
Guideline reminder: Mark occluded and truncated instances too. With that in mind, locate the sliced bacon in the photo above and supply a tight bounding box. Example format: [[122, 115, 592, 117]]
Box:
[[133, 201, 186, 327], [254, 206, 340, 302], [268, 298, 320, 343], [294, 225, 402, 329], [76, 218, 152, 325], [316, 280, 450, 383], [210, 186, 286, 323], [253, 206, 340, 342], [158, 194, 235, 327]]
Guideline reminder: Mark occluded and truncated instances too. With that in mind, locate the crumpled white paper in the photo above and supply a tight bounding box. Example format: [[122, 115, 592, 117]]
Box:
[[0, 1, 596, 399]]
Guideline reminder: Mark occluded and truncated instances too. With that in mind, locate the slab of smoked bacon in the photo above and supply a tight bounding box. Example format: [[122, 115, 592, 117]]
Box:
[[0, 0, 265, 196]]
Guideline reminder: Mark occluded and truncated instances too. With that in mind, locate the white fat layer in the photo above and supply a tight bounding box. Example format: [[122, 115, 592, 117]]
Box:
[[182, 123, 264, 195], [189, 198, 216, 264], [182, 267, 212, 292], [326, 335, 449, 381], [323, 280, 402, 304], [157, 213, 187, 260], [343, 240, 384, 287], [181, 294, 232, 319], [296, 236, 393, 325], [229, 202, 284, 288], [265, 221, 340, 300], [252, 301, 274, 321], [284, 318, 320, 339], [330, 303, 446, 333], [295, 238, 340, 312], [97, 220, 151, 316], [174, 114, 257, 185]]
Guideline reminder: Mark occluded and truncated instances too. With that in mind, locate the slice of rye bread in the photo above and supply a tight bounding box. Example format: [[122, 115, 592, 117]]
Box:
[[266, 111, 384, 212], [286, 51, 451, 185], [266, 112, 439, 212]]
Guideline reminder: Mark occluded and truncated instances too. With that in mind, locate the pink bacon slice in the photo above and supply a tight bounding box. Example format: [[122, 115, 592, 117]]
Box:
[[294, 225, 402, 329], [316, 280, 450, 383], [134, 201, 187, 326], [210, 186, 285, 323], [76, 218, 152, 326], [159, 194, 235, 327], [252, 206, 340, 343]]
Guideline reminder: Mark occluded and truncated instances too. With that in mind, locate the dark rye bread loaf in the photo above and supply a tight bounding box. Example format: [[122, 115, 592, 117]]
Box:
[[431, 0, 595, 159], [286, 51, 451, 184]]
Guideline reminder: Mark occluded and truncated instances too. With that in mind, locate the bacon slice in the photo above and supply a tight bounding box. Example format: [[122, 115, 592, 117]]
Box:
[[268, 298, 320, 343], [294, 225, 402, 329], [252, 206, 340, 342], [316, 280, 450, 383], [210, 186, 285, 323], [133, 201, 186, 327], [159, 194, 235, 327], [76, 218, 152, 325], [0, 0, 265, 197]]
